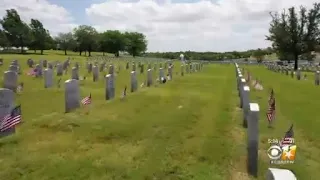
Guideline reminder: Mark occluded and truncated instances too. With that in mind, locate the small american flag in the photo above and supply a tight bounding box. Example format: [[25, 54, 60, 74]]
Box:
[[280, 124, 294, 146], [121, 86, 127, 99], [27, 69, 36, 76], [81, 94, 92, 105], [17, 83, 23, 93], [268, 89, 274, 105], [266, 97, 276, 122], [0, 105, 22, 132], [57, 78, 62, 88]]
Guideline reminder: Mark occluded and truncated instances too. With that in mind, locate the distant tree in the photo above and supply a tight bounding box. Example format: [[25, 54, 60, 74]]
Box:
[[124, 32, 147, 57], [266, 3, 320, 69], [29, 19, 50, 54], [0, 9, 31, 53], [99, 30, 126, 57], [0, 30, 9, 47], [252, 48, 266, 63], [73, 25, 98, 56], [55, 32, 75, 55]]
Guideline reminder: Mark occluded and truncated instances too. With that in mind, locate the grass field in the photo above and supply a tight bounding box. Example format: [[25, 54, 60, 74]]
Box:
[[0, 50, 319, 180]]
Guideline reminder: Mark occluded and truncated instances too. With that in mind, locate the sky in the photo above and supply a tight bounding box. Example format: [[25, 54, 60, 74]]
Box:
[[0, 0, 317, 52]]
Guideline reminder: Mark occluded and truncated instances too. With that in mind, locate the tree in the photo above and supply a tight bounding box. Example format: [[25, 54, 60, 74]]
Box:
[[99, 30, 126, 57], [73, 25, 98, 56], [0, 9, 31, 53], [252, 48, 266, 63], [0, 30, 9, 48], [266, 3, 320, 69], [124, 32, 147, 57], [29, 19, 50, 54], [55, 32, 75, 55]]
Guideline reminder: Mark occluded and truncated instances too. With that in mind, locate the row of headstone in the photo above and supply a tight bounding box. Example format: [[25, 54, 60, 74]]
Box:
[[235, 63, 297, 179], [266, 63, 320, 86], [64, 62, 204, 113]]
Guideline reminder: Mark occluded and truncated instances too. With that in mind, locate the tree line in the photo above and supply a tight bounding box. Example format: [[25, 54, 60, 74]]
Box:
[[0, 9, 148, 57], [144, 48, 273, 61]]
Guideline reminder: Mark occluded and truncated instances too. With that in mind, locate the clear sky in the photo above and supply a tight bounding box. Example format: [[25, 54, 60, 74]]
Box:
[[0, 0, 316, 52]]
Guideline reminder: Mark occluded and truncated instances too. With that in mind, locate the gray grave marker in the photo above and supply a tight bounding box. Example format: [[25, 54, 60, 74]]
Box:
[[131, 71, 138, 92], [64, 79, 80, 113], [44, 68, 53, 88], [93, 65, 99, 82], [3, 71, 18, 92], [105, 74, 115, 100], [71, 67, 79, 80], [0, 88, 15, 137], [247, 103, 259, 177]]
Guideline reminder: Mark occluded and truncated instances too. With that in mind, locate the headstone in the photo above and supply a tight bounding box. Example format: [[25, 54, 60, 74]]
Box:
[[35, 64, 42, 77], [315, 71, 320, 85], [3, 71, 18, 92], [48, 62, 53, 69], [108, 65, 114, 75], [168, 66, 173, 80], [44, 68, 53, 88], [132, 63, 136, 71], [296, 68, 301, 80], [126, 62, 129, 69], [27, 59, 34, 68], [88, 63, 93, 73], [8, 65, 18, 73], [0, 88, 15, 137], [64, 79, 80, 113], [140, 64, 144, 74], [71, 67, 79, 80], [290, 69, 294, 78], [56, 64, 63, 76], [131, 71, 138, 92], [266, 168, 297, 180], [247, 103, 260, 177], [99, 63, 105, 72], [242, 86, 250, 128], [74, 62, 79, 70], [159, 68, 164, 83], [181, 65, 184, 76], [147, 69, 152, 87], [93, 65, 99, 82], [105, 74, 115, 100], [43, 60, 47, 68]]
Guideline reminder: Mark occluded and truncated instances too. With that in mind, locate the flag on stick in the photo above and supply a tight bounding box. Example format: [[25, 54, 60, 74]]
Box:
[[121, 86, 127, 100], [268, 88, 274, 105], [0, 105, 22, 132], [81, 94, 92, 105], [280, 124, 294, 146], [266, 96, 276, 125]]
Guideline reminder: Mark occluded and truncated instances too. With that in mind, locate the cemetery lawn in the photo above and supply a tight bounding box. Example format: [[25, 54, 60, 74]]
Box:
[[244, 66, 320, 179], [0, 51, 244, 180]]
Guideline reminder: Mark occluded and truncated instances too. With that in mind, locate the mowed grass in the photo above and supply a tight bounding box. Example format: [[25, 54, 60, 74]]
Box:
[[0, 51, 244, 180], [242, 65, 320, 179]]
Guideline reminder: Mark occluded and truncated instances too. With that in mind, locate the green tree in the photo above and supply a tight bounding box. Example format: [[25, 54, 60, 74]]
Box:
[[124, 32, 147, 57], [0, 9, 31, 53], [99, 30, 126, 57], [55, 32, 75, 55], [266, 3, 320, 69], [73, 25, 98, 56], [29, 19, 50, 54], [0, 30, 10, 48], [252, 48, 266, 63]]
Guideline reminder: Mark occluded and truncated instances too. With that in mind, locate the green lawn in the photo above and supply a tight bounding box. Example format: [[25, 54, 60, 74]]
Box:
[[243, 65, 320, 179], [0, 51, 318, 179]]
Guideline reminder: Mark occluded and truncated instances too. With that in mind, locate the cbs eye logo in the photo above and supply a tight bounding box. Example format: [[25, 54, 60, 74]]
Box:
[[267, 145, 283, 160]]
